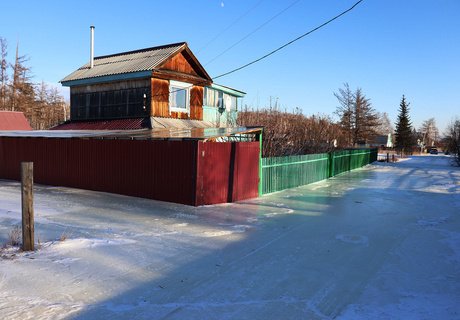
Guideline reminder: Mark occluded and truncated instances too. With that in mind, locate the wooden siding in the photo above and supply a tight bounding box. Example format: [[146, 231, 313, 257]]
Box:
[[169, 111, 189, 119], [71, 79, 150, 94], [161, 52, 198, 76], [190, 86, 203, 120], [151, 78, 169, 117]]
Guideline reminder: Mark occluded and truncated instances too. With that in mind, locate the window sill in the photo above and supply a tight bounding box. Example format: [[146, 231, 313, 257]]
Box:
[[170, 107, 190, 114]]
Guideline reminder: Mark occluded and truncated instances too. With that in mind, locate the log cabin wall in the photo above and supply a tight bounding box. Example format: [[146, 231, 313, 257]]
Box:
[[151, 79, 203, 120], [150, 78, 169, 117], [151, 51, 205, 120], [149, 51, 209, 120], [190, 86, 203, 120]]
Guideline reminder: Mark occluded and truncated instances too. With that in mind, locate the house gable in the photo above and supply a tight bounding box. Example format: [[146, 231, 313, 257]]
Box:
[[154, 46, 211, 86]]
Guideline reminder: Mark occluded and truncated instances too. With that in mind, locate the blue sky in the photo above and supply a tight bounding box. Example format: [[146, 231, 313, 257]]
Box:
[[1, 0, 458, 132]]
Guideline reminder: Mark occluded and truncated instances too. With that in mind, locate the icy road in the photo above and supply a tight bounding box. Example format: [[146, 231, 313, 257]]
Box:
[[0, 155, 459, 319]]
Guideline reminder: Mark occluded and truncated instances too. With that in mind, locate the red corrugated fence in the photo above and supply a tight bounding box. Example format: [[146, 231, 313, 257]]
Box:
[[0, 137, 259, 206]]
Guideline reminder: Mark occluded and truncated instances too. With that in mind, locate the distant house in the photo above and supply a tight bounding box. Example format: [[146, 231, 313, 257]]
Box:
[[57, 42, 244, 130], [0, 111, 32, 130], [367, 133, 393, 148]]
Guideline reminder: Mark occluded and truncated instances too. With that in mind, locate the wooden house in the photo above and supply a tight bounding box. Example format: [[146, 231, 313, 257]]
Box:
[[59, 41, 244, 130]]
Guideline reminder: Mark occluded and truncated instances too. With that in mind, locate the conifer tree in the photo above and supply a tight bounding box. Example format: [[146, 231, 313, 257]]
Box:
[[334, 83, 379, 146], [394, 95, 414, 154]]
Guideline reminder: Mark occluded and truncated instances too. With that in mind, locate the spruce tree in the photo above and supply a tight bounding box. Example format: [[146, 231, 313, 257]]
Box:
[[394, 95, 414, 154]]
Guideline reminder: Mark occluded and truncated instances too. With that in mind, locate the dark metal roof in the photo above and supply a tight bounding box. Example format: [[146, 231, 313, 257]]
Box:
[[61, 42, 187, 83], [0, 127, 262, 141], [52, 118, 149, 130], [0, 111, 32, 130], [51, 117, 221, 131]]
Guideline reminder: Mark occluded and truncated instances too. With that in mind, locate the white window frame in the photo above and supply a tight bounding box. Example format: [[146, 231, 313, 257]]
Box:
[[169, 80, 190, 114]]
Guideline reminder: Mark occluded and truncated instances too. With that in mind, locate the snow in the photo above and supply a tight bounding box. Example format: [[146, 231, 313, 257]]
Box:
[[1, 155, 459, 319]]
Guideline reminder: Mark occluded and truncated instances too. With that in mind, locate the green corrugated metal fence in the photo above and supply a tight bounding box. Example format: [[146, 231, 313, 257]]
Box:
[[261, 148, 377, 195]]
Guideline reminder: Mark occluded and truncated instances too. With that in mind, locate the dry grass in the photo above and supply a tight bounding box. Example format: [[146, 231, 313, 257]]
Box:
[[8, 226, 21, 246]]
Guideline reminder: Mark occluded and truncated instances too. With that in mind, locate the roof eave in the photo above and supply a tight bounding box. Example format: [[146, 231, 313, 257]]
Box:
[[60, 70, 152, 87], [209, 83, 246, 97]]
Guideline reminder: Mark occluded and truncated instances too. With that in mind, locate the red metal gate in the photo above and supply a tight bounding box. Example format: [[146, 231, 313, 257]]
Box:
[[195, 141, 259, 205]]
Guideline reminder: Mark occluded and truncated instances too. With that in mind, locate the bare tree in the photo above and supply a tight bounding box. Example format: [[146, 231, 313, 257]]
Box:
[[0, 36, 68, 129], [334, 83, 354, 146], [0, 37, 8, 110], [10, 43, 34, 113], [238, 107, 344, 157], [444, 119, 460, 165], [420, 117, 439, 148], [375, 112, 394, 135]]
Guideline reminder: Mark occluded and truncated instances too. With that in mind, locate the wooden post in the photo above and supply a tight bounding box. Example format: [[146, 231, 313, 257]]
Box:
[[258, 129, 263, 196], [21, 162, 34, 251]]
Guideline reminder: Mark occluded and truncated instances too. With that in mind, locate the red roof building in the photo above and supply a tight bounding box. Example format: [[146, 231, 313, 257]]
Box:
[[0, 111, 32, 130]]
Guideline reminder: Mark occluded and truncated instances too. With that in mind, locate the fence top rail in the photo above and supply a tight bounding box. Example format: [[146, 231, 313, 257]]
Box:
[[262, 156, 329, 168], [333, 150, 372, 157]]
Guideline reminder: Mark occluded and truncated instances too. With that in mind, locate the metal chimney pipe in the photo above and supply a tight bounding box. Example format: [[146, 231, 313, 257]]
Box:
[[90, 26, 95, 69]]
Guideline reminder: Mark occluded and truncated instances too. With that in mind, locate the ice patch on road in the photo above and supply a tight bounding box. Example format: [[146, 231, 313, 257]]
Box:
[[54, 238, 136, 252], [202, 230, 235, 237], [173, 212, 198, 220], [335, 234, 369, 246], [53, 257, 81, 264], [338, 292, 460, 320], [440, 230, 460, 264], [172, 222, 189, 227], [417, 216, 449, 227], [264, 207, 294, 218], [311, 183, 330, 190], [202, 225, 251, 237]]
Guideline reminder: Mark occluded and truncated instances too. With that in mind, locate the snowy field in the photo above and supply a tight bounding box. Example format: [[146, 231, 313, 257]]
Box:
[[0, 155, 459, 319]]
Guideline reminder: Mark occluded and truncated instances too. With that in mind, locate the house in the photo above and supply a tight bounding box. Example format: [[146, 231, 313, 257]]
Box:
[[0, 35, 261, 206], [0, 111, 32, 130], [366, 133, 393, 148], [57, 41, 244, 130]]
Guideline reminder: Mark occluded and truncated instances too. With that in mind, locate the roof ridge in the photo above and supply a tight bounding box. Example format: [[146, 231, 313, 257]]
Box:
[[79, 51, 174, 70], [94, 42, 187, 60]]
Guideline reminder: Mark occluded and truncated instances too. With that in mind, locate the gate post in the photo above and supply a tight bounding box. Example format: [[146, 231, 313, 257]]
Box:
[[258, 128, 263, 196], [328, 152, 335, 178]]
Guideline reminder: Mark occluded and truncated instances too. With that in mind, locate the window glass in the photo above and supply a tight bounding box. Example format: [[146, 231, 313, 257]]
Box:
[[169, 81, 190, 112], [217, 91, 224, 109]]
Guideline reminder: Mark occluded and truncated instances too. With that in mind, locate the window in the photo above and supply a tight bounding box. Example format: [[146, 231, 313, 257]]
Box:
[[204, 87, 238, 111], [169, 80, 190, 113], [204, 87, 217, 107], [223, 94, 237, 111], [70, 86, 150, 120]]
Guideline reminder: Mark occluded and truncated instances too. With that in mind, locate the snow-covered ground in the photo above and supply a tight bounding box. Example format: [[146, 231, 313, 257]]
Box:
[[0, 155, 459, 319]]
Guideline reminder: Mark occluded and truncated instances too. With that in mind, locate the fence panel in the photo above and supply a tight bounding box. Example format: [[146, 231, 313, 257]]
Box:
[[0, 137, 198, 205], [261, 153, 329, 194], [261, 148, 377, 195]]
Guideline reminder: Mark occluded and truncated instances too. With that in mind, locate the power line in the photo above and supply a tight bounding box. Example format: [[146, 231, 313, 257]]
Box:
[[213, 0, 364, 80], [204, 0, 302, 67], [196, 0, 266, 54], [138, 0, 364, 100]]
